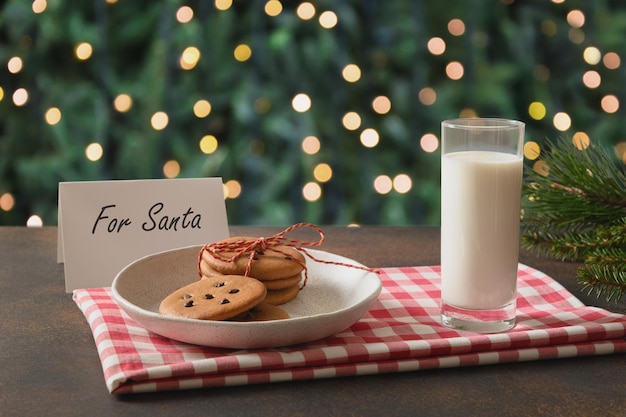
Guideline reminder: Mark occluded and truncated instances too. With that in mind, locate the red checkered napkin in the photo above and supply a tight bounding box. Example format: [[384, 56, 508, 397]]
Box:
[[73, 264, 626, 394]]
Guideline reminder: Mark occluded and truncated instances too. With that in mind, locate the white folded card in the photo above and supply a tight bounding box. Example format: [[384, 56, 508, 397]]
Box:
[[58, 178, 229, 292]]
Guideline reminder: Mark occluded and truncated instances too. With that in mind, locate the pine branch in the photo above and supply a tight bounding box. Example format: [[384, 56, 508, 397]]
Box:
[[522, 138, 626, 303]]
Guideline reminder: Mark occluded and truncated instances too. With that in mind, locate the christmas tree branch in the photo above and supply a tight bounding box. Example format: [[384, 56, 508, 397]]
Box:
[[522, 138, 626, 303]]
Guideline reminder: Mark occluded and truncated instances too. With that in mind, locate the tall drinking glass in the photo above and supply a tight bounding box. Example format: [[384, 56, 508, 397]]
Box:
[[440, 118, 524, 332]]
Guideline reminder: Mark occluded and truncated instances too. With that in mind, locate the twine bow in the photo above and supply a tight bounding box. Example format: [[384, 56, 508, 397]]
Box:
[[197, 222, 378, 289]]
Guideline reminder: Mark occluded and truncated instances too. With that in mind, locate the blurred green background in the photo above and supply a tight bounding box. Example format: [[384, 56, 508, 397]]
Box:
[[1, 0, 626, 226]]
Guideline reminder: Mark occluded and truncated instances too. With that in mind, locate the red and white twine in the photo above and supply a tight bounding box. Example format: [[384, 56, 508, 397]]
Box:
[[197, 222, 378, 289]]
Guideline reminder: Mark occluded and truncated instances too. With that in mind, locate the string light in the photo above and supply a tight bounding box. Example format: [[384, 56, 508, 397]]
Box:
[[151, 111, 169, 130], [163, 160, 180, 178], [419, 133, 439, 153], [393, 174, 412, 194], [313, 163, 332, 182], [447, 19, 465, 36], [113, 94, 132, 112], [224, 180, 242, 199], [296, 2, 315, 20], [553, 112, 572, 131], [75, 42, 93, 60], [373, 175, 392, 194], [342, 64, 361, 82], [360, 128, 379, 148], [292, 93, 311, 112], [567, 10, 585, 28], [199, 135, 218, 154], [214, 0, 233, 11], [603, 52, 620, 69], [583, 47, 601, 65], [7, 57, 23, 74], [301, 136, 321, 155], [342, 112, 361, 130], [528, 102, 547, 120], [600, 95, 619, 113], [427, 37, 446, 55], [180, 46, 200, 70], [319, 11, 338, 29], [0, 193, 15, 211], [12, 88, 28, 106], [372, 96, 391, 114], [32, 0, 47, 13], [193, 99, 212, 118], [265, 0, 282, 17], [582, 70, 601, 88], [302, 182, 322, 201], [176, 6, 193, 23], [234, 44, 252, 62], [445, 62, 464, 80], [85, 143, 103, 161], [572, 132, 590, 150], [523, 141, 541, 160], [44, 107, 62, 125], [418, 87, 436, 105]]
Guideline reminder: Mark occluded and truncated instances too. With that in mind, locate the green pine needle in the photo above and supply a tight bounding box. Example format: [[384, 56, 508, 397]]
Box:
[[522, 138, 626, 303]]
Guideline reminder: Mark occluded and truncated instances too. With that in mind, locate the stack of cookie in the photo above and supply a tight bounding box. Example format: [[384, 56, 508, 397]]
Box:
[[198, 236, 305, 306]]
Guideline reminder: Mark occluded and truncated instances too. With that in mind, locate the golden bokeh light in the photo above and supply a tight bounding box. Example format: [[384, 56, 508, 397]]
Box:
[[0, 87, 4, 101], [113, 94, 132, 112], [372, 96, 391, 114], [373, 175, 392, 194], [583, 46, 601, 65], [615, 142, 626, 164], [151, 111, 169, 130], [445, 62, 464, 80], [448, 18, 465, 36], [0, 193, 15, 212], [85, 143, 103, 161], [7, 57, 23, 74], [459, 108, 478, 118], [75, 42, 93, 61], [180, 46, 201, 70], [32, 0, 47, 13], [342, 64, 361, 82], [420, 133, 439, 153], [302, 136, 321, 155], [523, 141, 541, 160], [163, 160, 180, 179], [45, 107, 62, 125], [215, 0, 233, 11], [296, 2, 315, 20], [12, 88, 28, 106], [572, 132, 590, 150], [302, 182, 322, 202], [199, 135, 218, 154], [292, 93, 312, 112], [313, 163, 332, 182], [360, 128, 379, 148], [342, 111, 361, 130], [225, 180, 242, 199], [265, 0, 282, 16], [553, 112, 571, 131], [176, 6, 194, 23], [393, 174, 412, 194], [601, 95, 619, 113], [528, 101, 547, 120], [427, 37, 446, 55], [234, 44, 252, 62], [319, 11, 338, 29], [193, 99, 212, 118]]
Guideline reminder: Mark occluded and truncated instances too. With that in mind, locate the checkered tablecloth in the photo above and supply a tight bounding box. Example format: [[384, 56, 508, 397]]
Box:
[[73, 264, 626, 394]]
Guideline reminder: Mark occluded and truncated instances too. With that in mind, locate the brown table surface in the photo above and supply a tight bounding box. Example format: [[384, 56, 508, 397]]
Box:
[[1, 226, 624, 417]]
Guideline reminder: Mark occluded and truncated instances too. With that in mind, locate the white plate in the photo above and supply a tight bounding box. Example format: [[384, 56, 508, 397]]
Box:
[[111, 246, 382, 349]]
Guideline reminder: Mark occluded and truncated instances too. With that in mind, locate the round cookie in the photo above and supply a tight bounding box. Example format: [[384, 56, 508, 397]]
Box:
[[200, 237, 305, 280], [159, 275, 267, 321], [264, 284, 300, 306], [229, 303, 290, 322], [257, 273, 302, 290]]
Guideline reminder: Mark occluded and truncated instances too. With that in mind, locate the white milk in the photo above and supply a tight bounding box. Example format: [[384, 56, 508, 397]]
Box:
[[441, 150, 523, 310]]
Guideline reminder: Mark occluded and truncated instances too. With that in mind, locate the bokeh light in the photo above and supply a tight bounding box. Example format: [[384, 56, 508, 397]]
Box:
[[393, 174, 412, 194], [372, 96, 391, 114], [215, 0, 232, 11], [264, 0, 282, 17], [603, 52, 621, 69], [45, 107, 62, 125], [418, 87, 437, 105], [582, 70, 601, 88], [113, 94, 132, 112], [163, 160, 180, 178], [360, 128, 379, 148], [313, 163, 332, 182], [319, 11, 338, 29], [528, 102, 547, 120], [524, 141, 541, 160], [176, 6, 193, 23], [342, 112, 361, 130], [151, 111, 169, 130], [225, 180, 242, 199], [302, 136, 321, 154], [420, 133, 439, 153], [373, 175, 392, 194], [32, 0, 47, 13], [342, 64, 361, 82], [572, 132, 590, 150], [292, 93, 312, 112], [448, 18, 465, 36], [7, 57, 23, 74], [296, 2, 315, 20], [583, 46, 601, 65], [234, 44, 252, 62], [75, 42, 93, 60], [0, 193, 15, 212], [180, 46, 201, 70], [446, 62, 464, 80], [85, 143, 103, 161], [26, 215, 43, 228], [193, 99, 212, 118], [427, 37, 446, 55], [302, 182, 322, 201], [601, 95, 619, 113], [12, 88, 28, 106], [567, 10, 585, 28], [553, 112, 571, 131], [199, 135, 218, 154]]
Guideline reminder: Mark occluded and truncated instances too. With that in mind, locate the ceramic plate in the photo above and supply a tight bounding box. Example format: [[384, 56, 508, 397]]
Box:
[[111, 246, 382, 349]]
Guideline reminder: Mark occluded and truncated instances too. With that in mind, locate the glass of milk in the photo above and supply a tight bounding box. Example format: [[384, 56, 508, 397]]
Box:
[[440, 118, 524, 332]]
